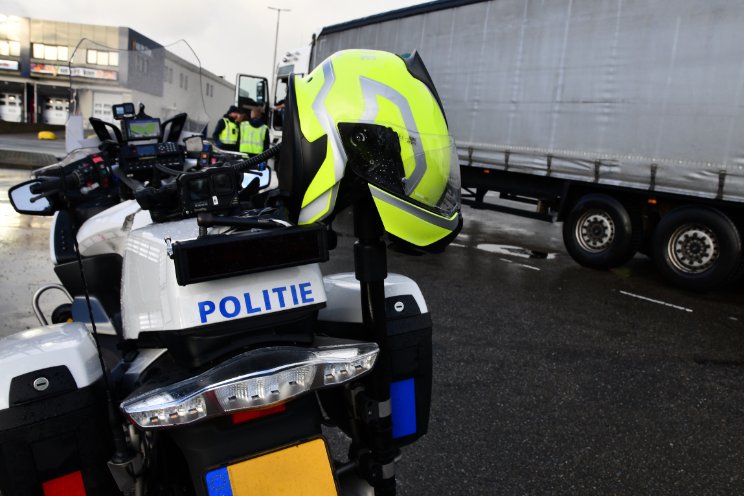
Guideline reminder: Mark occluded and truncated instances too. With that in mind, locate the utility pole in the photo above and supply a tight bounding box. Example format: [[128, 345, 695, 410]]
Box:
[[268, 6, 290, 101]]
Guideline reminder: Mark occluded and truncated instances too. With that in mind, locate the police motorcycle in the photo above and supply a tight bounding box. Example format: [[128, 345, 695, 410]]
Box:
[[1, 48, 461, 496]]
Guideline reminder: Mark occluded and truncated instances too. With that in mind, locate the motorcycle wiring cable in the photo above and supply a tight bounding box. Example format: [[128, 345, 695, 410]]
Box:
[[67, 38, 212, 123]]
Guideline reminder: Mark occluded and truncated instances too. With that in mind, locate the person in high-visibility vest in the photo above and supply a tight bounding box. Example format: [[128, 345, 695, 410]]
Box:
[[212, 105, 241, 151], [239, 108, 269, 157]]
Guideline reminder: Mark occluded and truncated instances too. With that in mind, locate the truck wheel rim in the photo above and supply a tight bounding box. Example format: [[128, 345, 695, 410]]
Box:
[[667, 223, 719, 273], [576, 210, 615, 253]]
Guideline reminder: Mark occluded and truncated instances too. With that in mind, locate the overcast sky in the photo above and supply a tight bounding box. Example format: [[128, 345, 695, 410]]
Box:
[[0, 0, 424, 82]]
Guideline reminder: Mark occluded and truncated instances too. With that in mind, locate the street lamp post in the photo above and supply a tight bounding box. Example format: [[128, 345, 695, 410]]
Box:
[[268, 6, 290, 102]]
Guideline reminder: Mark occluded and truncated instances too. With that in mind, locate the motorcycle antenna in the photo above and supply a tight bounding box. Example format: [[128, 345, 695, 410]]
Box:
[[63, 177, 140, 486]]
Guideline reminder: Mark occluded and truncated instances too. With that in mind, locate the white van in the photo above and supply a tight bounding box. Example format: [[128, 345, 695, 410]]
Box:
[[42, 97, 69, 125], [0, 93, 23, 122]]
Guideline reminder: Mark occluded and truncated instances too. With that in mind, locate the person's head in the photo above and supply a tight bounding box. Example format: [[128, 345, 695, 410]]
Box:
[[250, 107, 264, 120], [226, 105, 240, 120]]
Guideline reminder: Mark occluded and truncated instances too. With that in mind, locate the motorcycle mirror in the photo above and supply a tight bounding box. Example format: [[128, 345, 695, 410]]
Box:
[[241, 168, 271, 191], [258, 167, 271, 190], [8, 180, 54, 215], [184, 135, 204, 157]]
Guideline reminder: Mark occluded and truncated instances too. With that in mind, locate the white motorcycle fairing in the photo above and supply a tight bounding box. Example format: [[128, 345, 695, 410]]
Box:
[[121, 218, 327, 340], [0, 323, 103, 410], [75, 199, 149, 258], [319, 272, 428, 324]]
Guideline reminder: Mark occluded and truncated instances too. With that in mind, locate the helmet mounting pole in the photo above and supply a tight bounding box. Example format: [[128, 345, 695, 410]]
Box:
[[353, 196, 398, 496]]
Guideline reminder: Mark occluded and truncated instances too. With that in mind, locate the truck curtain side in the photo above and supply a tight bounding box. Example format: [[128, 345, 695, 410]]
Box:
[[303, 0, 744, 290]]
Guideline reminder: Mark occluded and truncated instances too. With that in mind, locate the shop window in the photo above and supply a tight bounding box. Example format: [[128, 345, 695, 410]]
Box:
[[44, 45, 57, 60], [33, 43, 70, 62], [9, 40, 19, 57], [87, 49, 119, 66]]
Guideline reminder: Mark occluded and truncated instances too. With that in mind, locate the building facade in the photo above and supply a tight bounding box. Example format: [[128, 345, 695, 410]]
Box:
[[0, 14, 234, 132]]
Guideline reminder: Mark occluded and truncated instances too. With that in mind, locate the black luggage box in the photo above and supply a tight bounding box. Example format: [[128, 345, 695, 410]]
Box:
[[317, 289, 433, 447], [0, 370, 119, 496]]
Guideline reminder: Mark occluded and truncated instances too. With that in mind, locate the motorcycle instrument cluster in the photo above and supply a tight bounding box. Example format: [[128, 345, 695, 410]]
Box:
[[123, 117, 162, 142], [112, 102, 135, 120], [119, 141, 183, 179]]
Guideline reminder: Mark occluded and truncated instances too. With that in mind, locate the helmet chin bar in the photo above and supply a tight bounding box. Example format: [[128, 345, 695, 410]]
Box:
[[352, 195, 398, 493]]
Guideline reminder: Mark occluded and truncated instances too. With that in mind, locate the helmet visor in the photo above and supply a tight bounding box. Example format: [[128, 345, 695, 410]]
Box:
[[338, 123, 460, 218]]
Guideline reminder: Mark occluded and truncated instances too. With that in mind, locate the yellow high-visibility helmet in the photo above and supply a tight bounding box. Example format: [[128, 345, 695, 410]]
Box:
[[277, 49, 461, 251]]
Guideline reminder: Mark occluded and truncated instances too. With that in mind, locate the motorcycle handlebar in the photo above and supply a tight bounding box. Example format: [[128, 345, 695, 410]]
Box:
[[30, 173, 80, 194], [133, 182, 177, 210]]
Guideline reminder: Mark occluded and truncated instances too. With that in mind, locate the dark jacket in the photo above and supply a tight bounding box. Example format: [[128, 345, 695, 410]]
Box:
[[212, 114, 239, 151]]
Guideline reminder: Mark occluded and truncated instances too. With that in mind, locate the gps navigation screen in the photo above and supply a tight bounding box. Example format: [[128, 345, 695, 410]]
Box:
[[126, 118, 161, 141]]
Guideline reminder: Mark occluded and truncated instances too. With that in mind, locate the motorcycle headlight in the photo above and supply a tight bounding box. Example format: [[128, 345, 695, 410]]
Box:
[[121, 342, 378, 429]]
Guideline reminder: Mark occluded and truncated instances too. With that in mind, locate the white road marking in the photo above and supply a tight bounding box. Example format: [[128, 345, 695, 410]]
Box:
[[518, 264, 541, 271], [449, 243, 466, 248], [619, 290, 693, 313], [496, 257, 540, 271], [476, 243, 556, 259]]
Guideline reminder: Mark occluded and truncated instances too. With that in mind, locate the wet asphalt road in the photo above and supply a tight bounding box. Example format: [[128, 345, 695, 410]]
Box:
[[1, 167, 744, 495]]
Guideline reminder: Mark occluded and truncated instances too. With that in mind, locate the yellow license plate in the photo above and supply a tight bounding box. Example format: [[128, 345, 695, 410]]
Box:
[[204, 438, 338, 496]]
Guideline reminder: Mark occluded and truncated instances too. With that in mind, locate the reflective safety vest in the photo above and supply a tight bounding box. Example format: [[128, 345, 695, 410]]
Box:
[[219, 118, 239, 145], [239, 122, 268, 154]]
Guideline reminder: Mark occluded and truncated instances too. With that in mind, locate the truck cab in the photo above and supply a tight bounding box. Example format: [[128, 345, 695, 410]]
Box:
[[269, 45, 311, 144], [42, 97, 69, 125], [0, 93, 23, 122]]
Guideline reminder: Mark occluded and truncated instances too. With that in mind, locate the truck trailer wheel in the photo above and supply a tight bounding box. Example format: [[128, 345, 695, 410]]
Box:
[[562, 194, 639, 269], [652, 207, 741, 290]]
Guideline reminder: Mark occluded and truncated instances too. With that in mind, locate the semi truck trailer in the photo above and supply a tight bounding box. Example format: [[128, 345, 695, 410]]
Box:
[[273, 0, 744, 291]]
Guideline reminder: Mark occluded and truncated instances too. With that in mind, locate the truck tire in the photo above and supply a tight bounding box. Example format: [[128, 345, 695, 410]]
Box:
[[562, 194, 639, 269], [652, 206, 742, 290]]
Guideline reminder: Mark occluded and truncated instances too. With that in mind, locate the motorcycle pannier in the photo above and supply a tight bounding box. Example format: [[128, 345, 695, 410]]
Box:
[[0, 324, 119, 495], [317, 273, 433, 447]]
